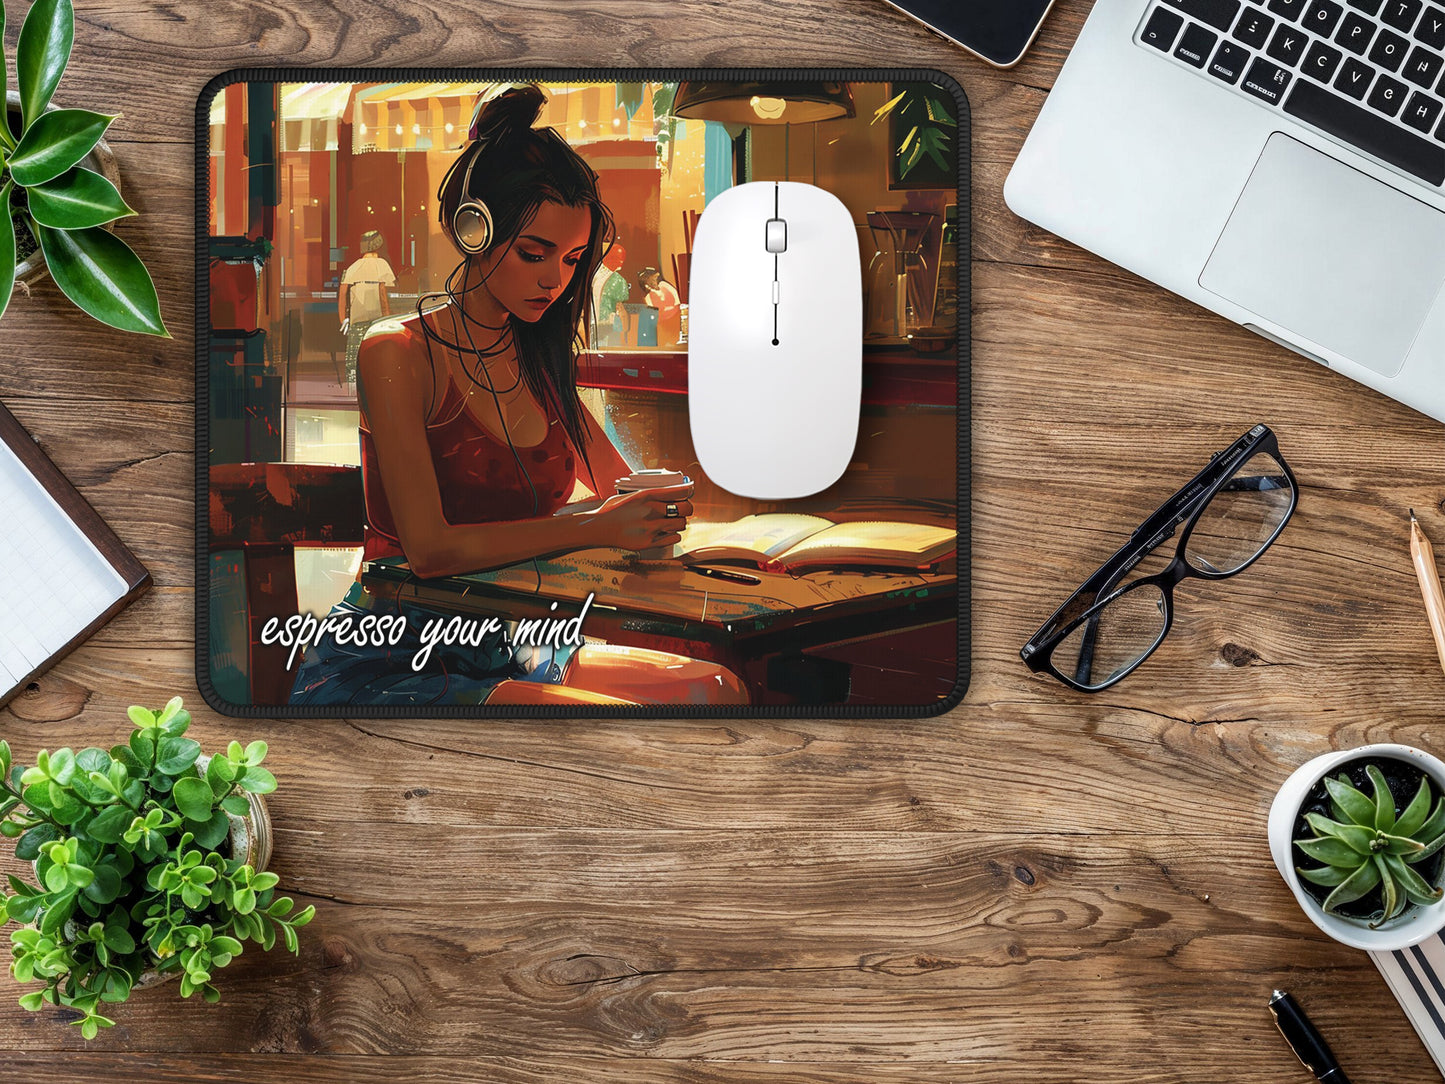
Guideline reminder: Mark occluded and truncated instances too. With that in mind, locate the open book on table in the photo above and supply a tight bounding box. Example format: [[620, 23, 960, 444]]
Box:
[[678, 514, 956, 574]]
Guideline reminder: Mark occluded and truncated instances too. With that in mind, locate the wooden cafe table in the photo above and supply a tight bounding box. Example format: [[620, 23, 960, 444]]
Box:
[[3, 1, 1445, 1080]]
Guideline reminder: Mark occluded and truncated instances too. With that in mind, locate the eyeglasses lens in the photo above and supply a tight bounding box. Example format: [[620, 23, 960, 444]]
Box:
[[1052, 583, 1168, 690], [1186, 452, 1293, 575]]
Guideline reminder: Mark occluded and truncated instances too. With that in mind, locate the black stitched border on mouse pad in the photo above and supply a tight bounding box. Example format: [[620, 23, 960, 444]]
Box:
[[194, 67, 970, 720]]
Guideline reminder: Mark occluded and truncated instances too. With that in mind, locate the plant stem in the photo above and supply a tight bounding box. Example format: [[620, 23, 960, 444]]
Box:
[[0, 779, 67, 830]]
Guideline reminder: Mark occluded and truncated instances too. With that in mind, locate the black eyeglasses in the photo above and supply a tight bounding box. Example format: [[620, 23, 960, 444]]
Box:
[[1021, 424, 1298, 692]]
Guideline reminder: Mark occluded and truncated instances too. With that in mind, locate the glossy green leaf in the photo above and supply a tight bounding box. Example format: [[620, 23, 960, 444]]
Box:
[[47, 748, 75, 785], [82, 804, 129, 845], [1304, 813, 1377, 854], [7, 109, 112, 187], [1416, 798, 1445, 845], [1396, 776, 1435, 837], [1408, 832, 1445, 864], [6, 893, 42, 924], [155, 736, 201, 776], [170, 776, 215, 823], [127, 706, 155, 729], [240, 767, 276, 795], [1325, 774, 1377, 827], [14, 823, 60, 862], [1298, 864, 1352, 887], [81, 862, 120, 905], [43, 861, 68, 893], [99, 968, 131, 1003], [1296, 834, 1365, 868], [157, 696, 183, 726], [17, 991, 45, 1012], [34, 223, 167, 337], [190, 809, 229, 850], [1369, 765, 1397, 832], [207, 755, 237, 792], [1378, 854, 1404, 922], [5, 875, 36, 897], [220, 794, 250, 817], [0, 181, 14, 321], [1381, 832, 1427, 855], [1322, 858, 1382, 912], [1384, 852, 1444, 907], [26, 167, 133, 230], [15, 0, 73, 132]]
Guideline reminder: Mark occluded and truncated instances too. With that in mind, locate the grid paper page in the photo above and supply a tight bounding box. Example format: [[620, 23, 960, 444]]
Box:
[[0, 437, 127, 697], [1372, 935, 1445, 1078]]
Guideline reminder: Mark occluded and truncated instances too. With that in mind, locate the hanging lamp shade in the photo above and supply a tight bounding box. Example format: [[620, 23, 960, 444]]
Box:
[[671, 80, 856, 125]]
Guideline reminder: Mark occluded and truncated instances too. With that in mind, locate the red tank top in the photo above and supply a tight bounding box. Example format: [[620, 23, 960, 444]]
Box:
[[360, 363, 580, 564]]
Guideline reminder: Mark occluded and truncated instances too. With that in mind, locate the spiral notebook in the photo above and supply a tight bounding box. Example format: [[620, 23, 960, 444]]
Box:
[[0, 399, 150, 706]]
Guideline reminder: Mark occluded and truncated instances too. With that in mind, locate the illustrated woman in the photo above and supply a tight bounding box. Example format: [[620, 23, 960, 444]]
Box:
[[291, 85, 744, 706]]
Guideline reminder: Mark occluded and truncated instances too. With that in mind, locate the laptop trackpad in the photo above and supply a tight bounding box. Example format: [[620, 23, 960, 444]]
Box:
[[1200, 133, 1445, 378]]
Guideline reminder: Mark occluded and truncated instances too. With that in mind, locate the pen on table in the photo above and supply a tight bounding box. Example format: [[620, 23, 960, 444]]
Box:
[[1409, 509, 1445, 679], [686, 565, 762, 586], [1269, 989, 1352, 1084]]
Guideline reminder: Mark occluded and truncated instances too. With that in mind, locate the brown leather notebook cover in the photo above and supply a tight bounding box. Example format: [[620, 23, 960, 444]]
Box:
[[0, 398, 151, 707]]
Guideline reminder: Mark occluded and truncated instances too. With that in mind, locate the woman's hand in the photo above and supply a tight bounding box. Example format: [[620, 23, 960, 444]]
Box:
[[583, 482, 694, 552]]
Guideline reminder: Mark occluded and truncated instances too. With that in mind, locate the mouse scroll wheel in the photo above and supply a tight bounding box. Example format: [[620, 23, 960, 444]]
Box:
[[765, 218, 787, 254]]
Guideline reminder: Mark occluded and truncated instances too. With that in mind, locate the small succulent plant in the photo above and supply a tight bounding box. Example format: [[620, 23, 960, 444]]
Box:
[[1295, 765, 1445, 927]]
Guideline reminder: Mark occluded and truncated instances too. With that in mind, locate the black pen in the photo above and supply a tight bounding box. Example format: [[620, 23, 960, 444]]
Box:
[[686, 565, 762, 586], [1270, 990, 1352, 1084]]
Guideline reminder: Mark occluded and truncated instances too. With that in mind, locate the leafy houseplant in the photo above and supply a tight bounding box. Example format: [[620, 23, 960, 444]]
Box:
[[0, 698, 312, 1038], [1295, 764, 1445, 926], [871, 83, 957, 186], [0, 0, 166, 335]]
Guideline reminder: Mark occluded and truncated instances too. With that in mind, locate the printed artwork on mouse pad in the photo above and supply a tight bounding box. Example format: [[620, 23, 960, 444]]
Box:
[[198, 69, 970, 718]]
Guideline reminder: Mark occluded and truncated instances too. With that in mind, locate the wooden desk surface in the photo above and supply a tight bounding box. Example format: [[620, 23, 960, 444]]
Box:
[[3, 1, 1445, 1079]]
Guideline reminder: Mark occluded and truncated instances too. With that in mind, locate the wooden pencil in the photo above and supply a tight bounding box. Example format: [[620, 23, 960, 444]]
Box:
[[1409, 510, 1445, 680]]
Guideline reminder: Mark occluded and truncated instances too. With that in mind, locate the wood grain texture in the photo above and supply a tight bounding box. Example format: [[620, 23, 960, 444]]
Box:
[[3, 0, 1445, 1080]]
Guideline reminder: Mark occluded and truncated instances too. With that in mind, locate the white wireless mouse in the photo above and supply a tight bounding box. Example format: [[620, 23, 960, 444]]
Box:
[[687, 181, 862, 501]]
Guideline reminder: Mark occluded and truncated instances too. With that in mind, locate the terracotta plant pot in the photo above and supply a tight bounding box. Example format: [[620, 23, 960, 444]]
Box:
[[1269, 743, 1445, 952], [6, 90, 123, 290]]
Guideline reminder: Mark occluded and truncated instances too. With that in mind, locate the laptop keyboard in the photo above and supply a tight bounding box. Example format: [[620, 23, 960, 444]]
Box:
[[1136, 0, 1445, 186]]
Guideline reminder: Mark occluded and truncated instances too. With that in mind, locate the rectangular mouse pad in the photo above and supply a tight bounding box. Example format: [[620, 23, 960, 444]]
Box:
[[197, 68, 969, 718]]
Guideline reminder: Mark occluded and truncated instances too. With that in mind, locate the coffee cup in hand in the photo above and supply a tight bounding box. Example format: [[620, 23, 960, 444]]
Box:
[[615, 469, 692, 559]]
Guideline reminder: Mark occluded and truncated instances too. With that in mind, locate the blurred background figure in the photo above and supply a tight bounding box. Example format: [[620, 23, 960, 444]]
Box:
[[339, 230, 395, 384], [638, 266, 681, 348], [590, 240, 631, 347]]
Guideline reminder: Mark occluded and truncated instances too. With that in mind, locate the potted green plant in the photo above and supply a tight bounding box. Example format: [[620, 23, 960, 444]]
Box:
[[1269, 744, 1445, 951], [0, 697, 312, 1038], [1, 0, 166, 335]]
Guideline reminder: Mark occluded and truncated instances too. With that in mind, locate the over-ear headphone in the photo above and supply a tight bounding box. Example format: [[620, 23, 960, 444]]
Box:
[[452, 146, 494, 255]]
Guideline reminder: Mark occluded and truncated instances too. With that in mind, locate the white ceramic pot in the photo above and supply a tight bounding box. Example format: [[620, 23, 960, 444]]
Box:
[[1269, 743, 1445, 952]]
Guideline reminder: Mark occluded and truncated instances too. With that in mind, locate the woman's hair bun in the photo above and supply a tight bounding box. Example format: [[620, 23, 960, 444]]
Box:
[[468, 84, 546, 144]]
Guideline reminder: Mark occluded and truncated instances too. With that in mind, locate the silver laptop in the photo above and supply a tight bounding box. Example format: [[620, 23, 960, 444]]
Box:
[[1006, 0, 1445, 423]]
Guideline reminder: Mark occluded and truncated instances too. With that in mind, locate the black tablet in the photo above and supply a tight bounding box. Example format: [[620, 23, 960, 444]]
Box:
[[882, 0, 1055, 68]]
